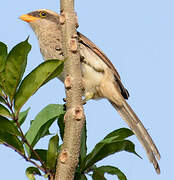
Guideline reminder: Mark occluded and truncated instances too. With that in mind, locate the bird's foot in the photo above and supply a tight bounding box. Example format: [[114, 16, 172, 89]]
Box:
[[83, 92, 94, 104]]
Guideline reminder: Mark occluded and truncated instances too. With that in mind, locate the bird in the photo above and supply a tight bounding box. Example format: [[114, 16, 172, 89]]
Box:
[[20, 9, 160, 174]]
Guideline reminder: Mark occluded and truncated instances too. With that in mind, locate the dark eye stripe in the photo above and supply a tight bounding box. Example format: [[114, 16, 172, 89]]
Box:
[[28, 10, 60, 23], [28, 11, 40, 17]]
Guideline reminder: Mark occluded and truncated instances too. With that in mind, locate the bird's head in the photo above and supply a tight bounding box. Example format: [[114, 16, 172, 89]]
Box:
[[20, 9, 60, 36]]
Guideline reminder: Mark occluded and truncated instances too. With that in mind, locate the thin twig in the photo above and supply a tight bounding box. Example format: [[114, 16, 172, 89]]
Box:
[[5, 98, 48, 173], [2, 142, 46, 173], [14, 116, 48, 172]]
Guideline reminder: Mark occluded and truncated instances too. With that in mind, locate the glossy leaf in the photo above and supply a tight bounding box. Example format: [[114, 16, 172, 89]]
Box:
[[14, 60, 64, 112], [0, 131, 24, 154], [0, 41, 7, 72], [27, 117, 54, 149], [0, 96, 6, 104], [0, 69, 6, 91], [0, 116, 21, 136], [83, 140, 138, 171], [25, 104, 64, 154], [27, 119, 53, 154], [104, 128, 134, 140], [57, 114, 65, 141], [18, 107, 30, 126], [26, 167, 41, 180], [0, 89, 3, 96], [92, 166, 127, 180], [74, 173, 88, 180], [0, 104, 11, 117], [0, 42, 7, 89], [4, 39, 31, 101], [41, 59, 64, 86], [79, 122, 87, 166], [81, 129, 139, 171], [92, 168, 106, 180], [37, 119, 53, 138], [30, 149, 47, 163], [46, 134, 59, 170]]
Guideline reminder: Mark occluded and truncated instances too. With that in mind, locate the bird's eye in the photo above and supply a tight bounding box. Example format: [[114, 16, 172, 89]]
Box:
[[39, 11, 47, 17]]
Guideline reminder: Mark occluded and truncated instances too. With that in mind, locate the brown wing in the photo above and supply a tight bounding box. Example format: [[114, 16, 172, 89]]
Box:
[[78, 32, 129, 99]]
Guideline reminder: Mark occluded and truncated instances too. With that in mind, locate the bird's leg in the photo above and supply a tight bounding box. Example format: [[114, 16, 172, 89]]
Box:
[[83, 92, 94, 104], [62, 91, 93, 106]]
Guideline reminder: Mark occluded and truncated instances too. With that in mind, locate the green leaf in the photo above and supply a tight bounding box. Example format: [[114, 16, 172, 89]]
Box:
[[81, 134, 139, 171], [92, 168, 106, 180], [79, 122, 87, 166], [57, 114, 65, 141], [0, 41, 7, 89], [27, 118, 54, 150], [37, 118, 53, 138], [0, 116, 21, 136], [26, 167, 41, 180], [0, 131, 24, 154], [74, 173, 88, 180], [14, 60, 64, 112], [4, 39, 31, 101], [104, 128, 134, 140], [46, 134, 59, 170], [41, 59, 64, 86], [0, 96, 6, 104], [30, 149, 47, 163], [18, 107, 30, 125], [0, 104, 11, 117], [92, 166, 127, 180], [0, 69, 6, 91], [0, 41, 7, 72], [0, 88, 3, 96], [25, 104, 65, 155]]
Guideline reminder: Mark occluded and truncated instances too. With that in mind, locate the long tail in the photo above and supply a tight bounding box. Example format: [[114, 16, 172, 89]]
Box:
[[109, 99, 161, 174]]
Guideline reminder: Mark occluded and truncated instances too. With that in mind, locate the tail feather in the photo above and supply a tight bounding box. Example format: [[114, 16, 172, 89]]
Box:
[[109, 100, 161, 174]]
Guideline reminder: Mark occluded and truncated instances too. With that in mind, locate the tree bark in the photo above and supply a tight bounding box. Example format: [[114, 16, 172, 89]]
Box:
[[55, 0, 85, 180]]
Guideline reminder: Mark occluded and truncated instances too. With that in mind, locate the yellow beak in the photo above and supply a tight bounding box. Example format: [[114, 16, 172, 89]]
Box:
[[19, 14, 40, 22]]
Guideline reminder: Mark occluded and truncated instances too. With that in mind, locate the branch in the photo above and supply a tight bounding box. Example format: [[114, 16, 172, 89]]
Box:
[[5, 99, 48, 173], [15, 119, 48, 172], [2, 142, 45, 173], [55, 0, 85, 180]]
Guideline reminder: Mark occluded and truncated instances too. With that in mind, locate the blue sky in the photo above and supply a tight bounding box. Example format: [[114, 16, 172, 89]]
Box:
[[0, 0, 173, 179]]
